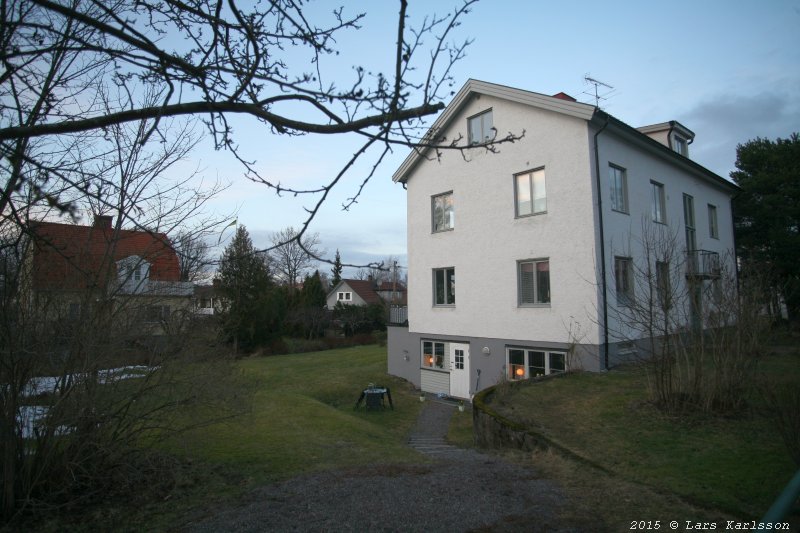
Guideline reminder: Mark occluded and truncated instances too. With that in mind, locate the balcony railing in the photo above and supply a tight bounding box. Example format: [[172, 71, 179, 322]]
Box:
[[388, 305, 408, 326], [686, 249, 721, 279]]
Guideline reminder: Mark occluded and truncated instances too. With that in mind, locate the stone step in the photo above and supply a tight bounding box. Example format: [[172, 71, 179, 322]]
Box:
[[408, 436, 466, 455]]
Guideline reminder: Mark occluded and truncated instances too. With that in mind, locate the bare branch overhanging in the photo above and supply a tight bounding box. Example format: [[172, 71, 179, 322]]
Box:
[[1, 0, 523, 272]]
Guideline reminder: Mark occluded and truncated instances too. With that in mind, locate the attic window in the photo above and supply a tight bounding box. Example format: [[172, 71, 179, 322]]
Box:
[[673, 135, 688, 157], [133, 266, 142, 281], [468, 109, 494, 145]]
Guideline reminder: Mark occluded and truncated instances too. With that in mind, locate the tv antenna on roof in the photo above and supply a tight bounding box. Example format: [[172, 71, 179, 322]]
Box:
[[583, 75, 614, 108]]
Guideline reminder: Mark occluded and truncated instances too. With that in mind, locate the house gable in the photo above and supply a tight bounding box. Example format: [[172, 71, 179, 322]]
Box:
[[393, 79, 595, 184], [326, 279, 388, 308], [393, 79, 735, 195], [30, 217, 181, 291]]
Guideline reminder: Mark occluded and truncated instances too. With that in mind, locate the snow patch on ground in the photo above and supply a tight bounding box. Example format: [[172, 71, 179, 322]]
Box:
[[14, 366, 157, 439], [21, 365, 156, 397]]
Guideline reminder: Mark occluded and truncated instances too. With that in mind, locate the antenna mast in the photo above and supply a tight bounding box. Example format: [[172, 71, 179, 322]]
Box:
[[583, 75, 614, 108]]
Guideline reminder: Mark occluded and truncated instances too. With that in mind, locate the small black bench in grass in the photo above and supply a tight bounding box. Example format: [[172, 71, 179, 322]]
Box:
[[354, 385, 394, 411]]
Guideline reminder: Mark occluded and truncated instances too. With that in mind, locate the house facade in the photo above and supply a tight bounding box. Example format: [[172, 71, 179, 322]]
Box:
[[325, 279, 406, 309], [27, 215, 193, 332], [387, 79, 737, 399]]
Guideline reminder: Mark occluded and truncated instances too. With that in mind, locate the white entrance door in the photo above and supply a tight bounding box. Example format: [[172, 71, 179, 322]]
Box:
[[449, 343, 470, 399]]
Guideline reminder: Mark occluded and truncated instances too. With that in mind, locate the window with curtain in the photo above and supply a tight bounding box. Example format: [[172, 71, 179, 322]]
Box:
[[518, 259, 550, 305]]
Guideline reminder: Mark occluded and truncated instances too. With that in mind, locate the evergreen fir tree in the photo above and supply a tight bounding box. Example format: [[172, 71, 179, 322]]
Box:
[[217, 225, 284, 351], [331, 249, 343, 286]]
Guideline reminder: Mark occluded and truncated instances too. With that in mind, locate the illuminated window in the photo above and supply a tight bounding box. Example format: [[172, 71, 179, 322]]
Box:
[[422, 341, 447, 370], [507, 348, 566, 380]]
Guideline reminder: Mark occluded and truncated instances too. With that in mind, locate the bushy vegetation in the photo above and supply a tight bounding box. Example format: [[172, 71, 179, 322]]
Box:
[[1, 298, 250, 526]]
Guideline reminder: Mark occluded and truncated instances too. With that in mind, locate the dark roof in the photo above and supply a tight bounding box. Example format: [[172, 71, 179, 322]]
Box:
[[30, 217, 180, 290], [329, 278, 407, 305], [340, 279, 383, 305], [375, 280, 406, 292], [592, 110, 739, 193]]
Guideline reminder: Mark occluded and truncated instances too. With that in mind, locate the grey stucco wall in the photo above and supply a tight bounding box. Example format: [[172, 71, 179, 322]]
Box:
[[387, 326, 422, 388], [388, 326, 606, 395]]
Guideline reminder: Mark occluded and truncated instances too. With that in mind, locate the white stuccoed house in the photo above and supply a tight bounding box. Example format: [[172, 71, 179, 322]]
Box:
[[387, 79, 738, 399]]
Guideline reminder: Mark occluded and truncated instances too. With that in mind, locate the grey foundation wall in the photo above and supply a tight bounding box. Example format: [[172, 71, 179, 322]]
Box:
[[387, 326, 422, 388], [388, 325, 606, 395]]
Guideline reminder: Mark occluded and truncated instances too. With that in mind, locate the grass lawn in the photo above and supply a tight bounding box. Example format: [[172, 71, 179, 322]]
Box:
[[118, 344, 426, 528], [30, 344, 429, 532], [484, 347, 800, 521], [168, 344, 426, 483]]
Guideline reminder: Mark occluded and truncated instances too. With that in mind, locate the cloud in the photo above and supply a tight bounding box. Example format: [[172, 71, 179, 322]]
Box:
[[681, 91, 800, 178]]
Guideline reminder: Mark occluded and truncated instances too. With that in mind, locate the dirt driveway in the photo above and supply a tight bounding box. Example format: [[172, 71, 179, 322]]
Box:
[[180, 400, 596, 532]]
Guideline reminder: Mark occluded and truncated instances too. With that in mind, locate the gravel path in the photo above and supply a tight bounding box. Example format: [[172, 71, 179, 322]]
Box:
[[181, 397, 590, 532]]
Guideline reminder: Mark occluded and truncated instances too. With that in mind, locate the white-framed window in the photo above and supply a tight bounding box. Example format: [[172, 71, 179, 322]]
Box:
[[518, 259, 550, 305], [507, 348, 566, 380], [656, 260, 671, 310], [468, 109, 493, 145], [615, 256, 634, 306], [337, 292, 352, 302], [515, 168, 546, 217], [432, 192, 454, 232], [708, 204, 719, 239], [433, 267, 455, 306], [609, 164, 628, 213], [422, 340, 448, 370], [673, 135, 688, 156], [683, 194, 696, 251], [132, 265, 142, 281], [651, 181, 666, 223]]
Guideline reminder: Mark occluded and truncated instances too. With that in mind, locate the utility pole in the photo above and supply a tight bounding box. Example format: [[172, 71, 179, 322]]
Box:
[[392, 260, 398, 304]]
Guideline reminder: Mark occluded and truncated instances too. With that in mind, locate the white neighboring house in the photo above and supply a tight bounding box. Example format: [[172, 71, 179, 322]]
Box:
[[326, 279, 404, 309], [387, 79, 738, 400]]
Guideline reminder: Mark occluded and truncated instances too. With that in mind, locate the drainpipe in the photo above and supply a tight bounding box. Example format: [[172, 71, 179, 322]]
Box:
[[593, 113, 611, 370], [667, 121, 675, 151]]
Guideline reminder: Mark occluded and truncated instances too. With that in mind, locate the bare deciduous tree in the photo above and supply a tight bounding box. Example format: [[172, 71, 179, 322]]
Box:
[[607, 219, 763, 415], [1, 0, 522, 267], [270, 226, 321, 287], [0, 112, 234, 522], [174, 232, 212, 283]]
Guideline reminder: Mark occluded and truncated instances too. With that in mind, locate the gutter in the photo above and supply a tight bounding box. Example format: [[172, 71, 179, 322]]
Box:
[[593, 113, 611, 370]]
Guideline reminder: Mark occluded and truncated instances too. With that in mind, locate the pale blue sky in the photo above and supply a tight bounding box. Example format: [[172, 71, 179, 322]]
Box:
[[188, 0, 800, 274]]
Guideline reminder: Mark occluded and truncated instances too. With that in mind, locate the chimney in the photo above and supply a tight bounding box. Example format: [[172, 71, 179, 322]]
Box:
[[552, 92, 577, 102], [94, 214, 113, 229]]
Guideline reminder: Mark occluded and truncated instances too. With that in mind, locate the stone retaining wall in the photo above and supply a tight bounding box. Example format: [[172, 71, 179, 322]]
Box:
[[471, 377, 608, 472]]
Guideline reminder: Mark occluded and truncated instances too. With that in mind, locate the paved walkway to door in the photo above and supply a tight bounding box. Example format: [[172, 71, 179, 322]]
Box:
[[182, 395, 593, 532], [407, 395, 468, 456]]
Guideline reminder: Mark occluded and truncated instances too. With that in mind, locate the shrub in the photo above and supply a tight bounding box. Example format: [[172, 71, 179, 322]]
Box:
[[763, 383, 800, 466]]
